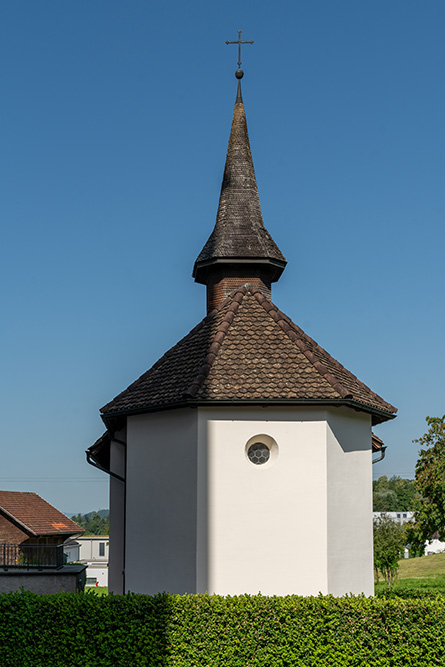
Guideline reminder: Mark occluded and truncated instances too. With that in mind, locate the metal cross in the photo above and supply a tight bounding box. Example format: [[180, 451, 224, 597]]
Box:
[[225, 30, 254, 68]]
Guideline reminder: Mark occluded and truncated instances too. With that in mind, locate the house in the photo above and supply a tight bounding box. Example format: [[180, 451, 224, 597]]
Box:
[[62, 537, 81, 562], [0, 490, 86, 593], [64, 535, 109, 587], [424, 536, 445, 556], [373, 511, 413, 526], [87, 55, 397, 597]]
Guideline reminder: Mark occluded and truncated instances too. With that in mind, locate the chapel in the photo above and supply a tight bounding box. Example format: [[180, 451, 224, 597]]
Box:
[[87, 46, 396, 596]]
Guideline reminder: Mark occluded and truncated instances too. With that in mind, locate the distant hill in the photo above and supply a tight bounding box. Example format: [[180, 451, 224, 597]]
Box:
[[84, 509, 109, 520], [66, 509, 109, 519]]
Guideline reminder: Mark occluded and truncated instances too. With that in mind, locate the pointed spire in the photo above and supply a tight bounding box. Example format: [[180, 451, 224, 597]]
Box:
[[193, 74, 286, 311], [236, 80, 242, 103], [235, 75, 243, 104]]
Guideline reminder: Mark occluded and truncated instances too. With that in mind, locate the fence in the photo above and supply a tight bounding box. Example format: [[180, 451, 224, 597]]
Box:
[[0, 543, 65, 570]]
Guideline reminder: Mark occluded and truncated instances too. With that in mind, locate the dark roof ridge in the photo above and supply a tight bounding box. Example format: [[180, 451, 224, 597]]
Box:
[[253, 290, 397, 414], [183, 291, 245, 398]]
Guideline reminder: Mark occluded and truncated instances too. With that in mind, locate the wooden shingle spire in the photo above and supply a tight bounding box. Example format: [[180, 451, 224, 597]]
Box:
[[193, 68, 286, 313]]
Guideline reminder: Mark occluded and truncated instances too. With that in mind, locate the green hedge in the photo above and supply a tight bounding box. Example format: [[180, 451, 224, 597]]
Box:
[[1, 591, 444, 666]]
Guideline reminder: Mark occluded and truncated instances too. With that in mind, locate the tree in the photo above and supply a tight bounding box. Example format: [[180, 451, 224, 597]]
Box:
[[407, 416, 445, 555], [373, 514, 405, 587], [373, 475, 417, 511], [71, 511, 109, 535]]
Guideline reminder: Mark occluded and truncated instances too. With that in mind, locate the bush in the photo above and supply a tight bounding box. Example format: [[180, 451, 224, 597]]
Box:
[[1, 590, 445, 666]]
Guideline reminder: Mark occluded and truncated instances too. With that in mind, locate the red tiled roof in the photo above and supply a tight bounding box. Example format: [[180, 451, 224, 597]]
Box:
[[101, 285, 396, 425], [0, 491, 84, 537]]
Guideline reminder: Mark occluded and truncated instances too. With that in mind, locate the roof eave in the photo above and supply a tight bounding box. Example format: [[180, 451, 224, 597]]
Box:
[[101, 397, 396, 428], [193, 257, 286, 284], [32, 529, 85, 537]]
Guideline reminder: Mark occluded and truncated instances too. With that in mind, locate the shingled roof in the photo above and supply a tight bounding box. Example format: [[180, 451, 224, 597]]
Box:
[[0, 491, 83, 537], [372, 433, 385, 452], [101, 284, 396, 426], [193, 81, 286, 283]]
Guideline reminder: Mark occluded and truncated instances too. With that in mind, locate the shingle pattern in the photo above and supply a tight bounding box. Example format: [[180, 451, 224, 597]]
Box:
[[101, 285, 396, 420], [0, 491, 83, 537], [194, 89, 286, 269], [372, 433, 385, 452]]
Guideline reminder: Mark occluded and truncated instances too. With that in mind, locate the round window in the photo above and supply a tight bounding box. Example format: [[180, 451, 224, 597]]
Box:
[[247, 442, 270, 465]]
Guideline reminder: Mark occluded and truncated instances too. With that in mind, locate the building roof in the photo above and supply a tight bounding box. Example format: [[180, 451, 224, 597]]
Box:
[[96, 73, 397, 437], [193, 81, 286, 284], [372, 433, 385, 452], [0, 491, 84, 537], [101, 284, 396, 426]]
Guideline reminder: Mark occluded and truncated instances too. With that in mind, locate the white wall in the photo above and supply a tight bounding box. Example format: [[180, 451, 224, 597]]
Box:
[[197, 407, 374, 596], [85, 564, 108, 587], [424, 538, 445, 556], [326, 409, 373, 596], [109, 429, 126, 594], [125, 409, 198, 594], [197, 408, 329, 596], [121, 405, 375, 597], [77, 537, 109, 562], [63, 541, 80, 563]]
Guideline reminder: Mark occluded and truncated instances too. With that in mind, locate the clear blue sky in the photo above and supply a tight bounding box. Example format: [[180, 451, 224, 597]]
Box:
[[2, 1, 444, 514]]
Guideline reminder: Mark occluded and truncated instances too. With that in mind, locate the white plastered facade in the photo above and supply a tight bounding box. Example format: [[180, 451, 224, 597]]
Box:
[[110, 405, 374, 597]]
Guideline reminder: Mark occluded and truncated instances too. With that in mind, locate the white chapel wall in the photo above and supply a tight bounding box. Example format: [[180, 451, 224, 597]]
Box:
[[197, 407, 330, 596], [326, 408, 374, 596], [125, 409, 198, 594], [120, 404, 375, 597], [109, 429, 126, 594]]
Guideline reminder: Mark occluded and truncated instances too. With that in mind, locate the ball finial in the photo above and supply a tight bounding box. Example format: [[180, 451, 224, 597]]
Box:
[[235, 68, 244, 79]]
